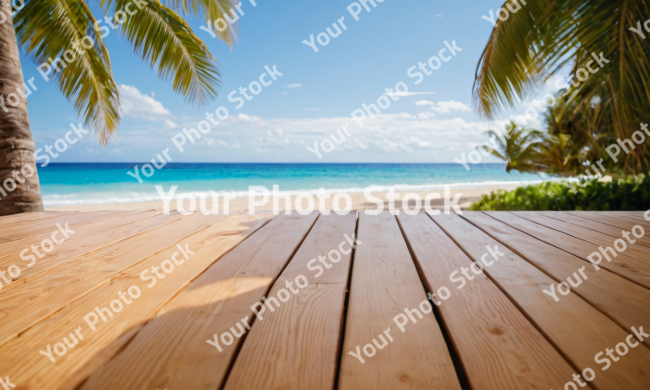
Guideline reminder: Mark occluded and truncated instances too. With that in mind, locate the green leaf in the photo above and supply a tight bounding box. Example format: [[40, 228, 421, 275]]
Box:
[[473, 0, 650, 173], [14, 0, 120, 145], [108, 0, 222, 106]]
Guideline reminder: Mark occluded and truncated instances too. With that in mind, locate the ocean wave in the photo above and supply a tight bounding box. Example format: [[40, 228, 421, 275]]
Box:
[[41, 178, 567, 207]]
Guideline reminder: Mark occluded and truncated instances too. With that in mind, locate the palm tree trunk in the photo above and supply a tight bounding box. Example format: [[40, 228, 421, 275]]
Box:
[[0, 6, 44, 215]]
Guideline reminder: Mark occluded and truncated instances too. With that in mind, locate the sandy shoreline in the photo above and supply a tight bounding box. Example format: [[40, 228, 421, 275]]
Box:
[[44, 184, 521, 212]]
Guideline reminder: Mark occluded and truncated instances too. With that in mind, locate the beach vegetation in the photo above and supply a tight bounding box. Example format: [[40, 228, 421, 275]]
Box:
[[474, 0, 650, 177], [478, 122, 545, 175], [469, 175, 650, 211]]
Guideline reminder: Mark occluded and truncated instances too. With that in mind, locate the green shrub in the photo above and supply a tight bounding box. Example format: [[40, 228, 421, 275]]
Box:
[[469, 175, 650, 211]]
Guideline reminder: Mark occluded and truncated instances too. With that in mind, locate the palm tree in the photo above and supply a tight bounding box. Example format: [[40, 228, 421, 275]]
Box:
[[0, 0, 236, 215], [1, 10, 44, 214], [473, 0, 650, 174], [477, 122, 546, 174], [534, 133, 581, 177]]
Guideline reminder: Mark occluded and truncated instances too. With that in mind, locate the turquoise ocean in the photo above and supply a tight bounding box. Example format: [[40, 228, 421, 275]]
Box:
[[38, 163, 547, 207]]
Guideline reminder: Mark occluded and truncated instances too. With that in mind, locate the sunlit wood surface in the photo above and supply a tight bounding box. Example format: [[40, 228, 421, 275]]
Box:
[[0, 210, 648, 389]]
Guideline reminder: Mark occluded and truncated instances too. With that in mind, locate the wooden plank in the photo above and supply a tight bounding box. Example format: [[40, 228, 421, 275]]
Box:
[[432, 212, 650, 389], [0, 211, 60, 223], [0, 210, 162, 270], [0, 210, 140, 242], [339, 212, 461, 390], [0, 212, 272, 390], [476, 212, 650, 336], [0, 212, 180, 283], [223, 213, 357, 390], [565, 211, 650, 232], [609, 211, 648, 221], [604, 211, 650, 232], [541, 211, 650, 249], [0, 213, 220, 346], [0, 210, 108, 232], [0, 211, 76, 225], [0, 213, 80, 244], [614, 211, 647, 216], [396, 212, 576, 390], [79, 212, 319, 390], [525, 211, 650, 264], [500, 212, 650, 285]]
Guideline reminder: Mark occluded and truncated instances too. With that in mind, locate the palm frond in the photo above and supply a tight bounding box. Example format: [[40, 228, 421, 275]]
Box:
[[477, 145, 507, 161], [14, 0, 120, 145], [474, 0, 650, 128], [106, 0, 221, 106], [473, 0, 559, 118], [104, 0, 240, 46], [169, 0, 240, 46], [477, 122, 546, 174], [474, 0, 650, 174]]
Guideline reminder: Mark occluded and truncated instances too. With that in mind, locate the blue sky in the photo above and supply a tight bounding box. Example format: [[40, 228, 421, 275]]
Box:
[[20, 0, 556, 163]]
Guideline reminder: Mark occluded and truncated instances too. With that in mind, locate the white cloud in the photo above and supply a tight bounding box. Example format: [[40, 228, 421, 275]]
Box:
[[384, 91, 435, 98], [285, 83, 305, 88], [266, 137, 291, 148], [415, 100, 434, 106], [278, 91, 288, 95], [163, 119, 178, 129], [231, 113, 266, 126], [427, 100, 471, 114], [237, 113, 494, 155], [119, 85, 177, 126], [102, 108, 511, 163], [403, 136, 435, 150], [436, 14, 443, 18]]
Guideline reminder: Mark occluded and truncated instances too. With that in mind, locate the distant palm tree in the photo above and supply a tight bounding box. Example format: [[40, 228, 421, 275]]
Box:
[[477, 122, 545, 174], [473, 0, 650, 173], [534, 133, 581, 177], [0, 0, 236, 215]]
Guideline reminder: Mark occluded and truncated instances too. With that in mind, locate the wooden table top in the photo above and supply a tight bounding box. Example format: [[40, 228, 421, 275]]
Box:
[[0, 210, 648, 389]]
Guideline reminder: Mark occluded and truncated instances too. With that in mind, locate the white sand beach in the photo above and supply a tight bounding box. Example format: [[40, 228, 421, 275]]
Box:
[[44, 183, 521, 213]]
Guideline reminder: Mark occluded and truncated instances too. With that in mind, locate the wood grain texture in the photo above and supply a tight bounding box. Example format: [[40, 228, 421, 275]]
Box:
[[0, 211, 60, 222], [339, 212, 461, 390], [10, 212, 183, 280], [396, 212, 576, 390], [0, 212, 271, 390], [0, 211, 163, 273], [437, 212, 650, 389], [0, 211, 76, 225], [223, 213, 357, 390], [80, 212, 319, 390], [0, 213, 81, 244], [475, 212, 650, 340], [0, 210, 123, 233], [608, 211, 650, 222], [565, 211, 650, 232], [522, 211, 650, 264], [593, 212, 650, 239], [499, 212, 650, 286], [0, 210, 138, 241], [541, 211, 650, 249], [274, 213, 357, 285], [0, 213, 219, 346]]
